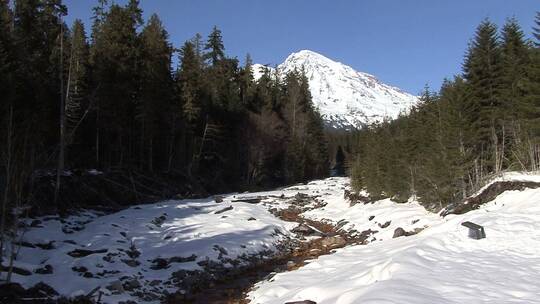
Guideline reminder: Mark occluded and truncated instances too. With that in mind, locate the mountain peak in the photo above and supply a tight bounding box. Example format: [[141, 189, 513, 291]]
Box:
[[253, 51, 418, 130], [287, 49, 328, 59]]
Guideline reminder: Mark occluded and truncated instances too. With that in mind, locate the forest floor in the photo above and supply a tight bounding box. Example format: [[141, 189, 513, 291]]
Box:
[[3, 173, 540, 303]]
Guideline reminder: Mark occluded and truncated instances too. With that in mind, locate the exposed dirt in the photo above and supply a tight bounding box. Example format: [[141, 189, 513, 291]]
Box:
[[441, 181, 540, 216]]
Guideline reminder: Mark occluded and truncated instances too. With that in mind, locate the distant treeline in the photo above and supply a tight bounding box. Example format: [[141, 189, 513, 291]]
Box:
[[351, 15, 540, 211], [0, 0, 329, 212]]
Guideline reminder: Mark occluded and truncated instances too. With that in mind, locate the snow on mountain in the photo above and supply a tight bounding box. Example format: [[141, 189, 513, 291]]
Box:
[[253, 50, 418, 129], [252, 63, 275, 81]]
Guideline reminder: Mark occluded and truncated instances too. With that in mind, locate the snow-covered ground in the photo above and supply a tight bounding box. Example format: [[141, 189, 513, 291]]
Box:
[[248, 174, 540, 304], [6, 173, 540, 303], [4, 196, 298, 303]]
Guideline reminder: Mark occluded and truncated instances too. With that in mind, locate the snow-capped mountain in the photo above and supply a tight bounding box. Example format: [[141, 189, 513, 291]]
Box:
[[253, 50, 418, 130]]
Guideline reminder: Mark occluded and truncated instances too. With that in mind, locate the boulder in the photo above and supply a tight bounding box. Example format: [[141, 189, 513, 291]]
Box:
[[378, 221, 391, 228], [393, 227, 406, 238]]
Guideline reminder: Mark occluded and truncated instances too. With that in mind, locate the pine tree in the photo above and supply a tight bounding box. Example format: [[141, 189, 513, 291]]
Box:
[[533, 12, 540, 47], [178, 41, 203, 127], [500, 18, 529, 120], [138, 14, 174, 171], [204, 26, 225, 66], [333, 146, 346, 176], [463, 19, 503, 172], [240, 53, 255, 110], [89, 2, 141, 168], [66, 19, 89, 137]]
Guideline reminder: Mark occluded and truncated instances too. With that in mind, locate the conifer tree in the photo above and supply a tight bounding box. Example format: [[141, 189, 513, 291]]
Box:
[[533, 12, 540, 47], [178, 41, 204, 127], [204, 26, 225, 66], [500, 18, 529, 120], [240, 53, 255, 110], [90, 2, 141, 167], [66, 19, 89, 136], [138, 14, 174, 171], [463, 19, 503, 172]]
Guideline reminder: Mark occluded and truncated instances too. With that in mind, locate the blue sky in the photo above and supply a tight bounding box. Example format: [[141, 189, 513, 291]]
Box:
[[64, 0, 537, 95]]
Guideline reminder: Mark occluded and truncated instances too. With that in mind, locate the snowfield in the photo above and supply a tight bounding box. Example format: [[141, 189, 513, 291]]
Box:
[[5, 173, 540, 303], [248, 175, 540, 304]]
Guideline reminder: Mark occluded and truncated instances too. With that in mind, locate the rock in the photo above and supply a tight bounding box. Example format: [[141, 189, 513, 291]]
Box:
[[368, 215, 375, 221], [413, 227, 424, 234], [378, 221, 391, 229], [309, 248, 322, 256], [72, 266, 88, 273], [285, 301, 317, 304], [169, 254, 197, 263], [83, 272, 94, 278], [123, 279, 141, 291], [214, 195, 224, 203], [292, 224, 316, 236], [247, 217, 257, 221], [0, 265, 32, 276], [393, 227, 421, 238], [35, 241, 55, 250], [68, 248, 107, 258], [122, 259, 140, 267], [320, 236, 346, 248], [35, 264, 53, 274], [214, 245, 229, 255], [106, 280, 124, 294], [393, 227, 407, 238], [286, 261, 296, 270], [149, 279, 162, 286], [150, 258, 169, 270], [152, 214, 167, 227], [344, 189, 369, 206]]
